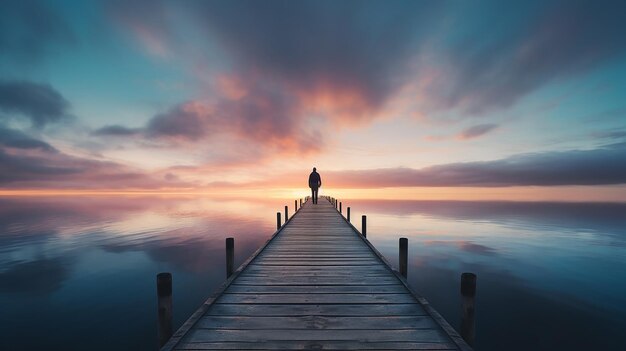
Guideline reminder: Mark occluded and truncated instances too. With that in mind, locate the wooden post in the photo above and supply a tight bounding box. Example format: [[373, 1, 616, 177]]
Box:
[[285, 205, 289, 221], [347, 207, 351, 222], [226, 238, 234, 278], [295, 199, 298, 212], [399, 238, 408, 278], [460, 272, 477, 347], [157, 272, 173, 348], [361, 215, 367, 238], [339, 202, 342, 214], [300, 198, 302, 207], [335, 199, 338, 209], [276, 212, 281, 230]]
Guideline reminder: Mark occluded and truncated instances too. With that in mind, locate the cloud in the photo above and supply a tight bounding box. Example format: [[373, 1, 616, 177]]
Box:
[[106, 0, 174, 58], [145, 102, 211, 141], [97, 1, 626, 172], [96, 78, 324, 161], [91, 125, 141, 136], [418, 0, 626, 114], [321, 143, 626, 187], [110, 1, 626, 121], [0, 130, 191, 188], [593, 129, 626, 141], [0, 80, 70, 128], [109, 0, 446, 125], [138, 93, 308, 147], [0, 126, 55, 151], [101, 1, 447, 166], [457, 123, 499, 140], [0, 0, 74, 64], [192, 1, 444, 116]]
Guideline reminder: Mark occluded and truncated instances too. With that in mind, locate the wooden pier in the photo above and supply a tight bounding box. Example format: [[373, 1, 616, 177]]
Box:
[[161, 197, 472, 350]]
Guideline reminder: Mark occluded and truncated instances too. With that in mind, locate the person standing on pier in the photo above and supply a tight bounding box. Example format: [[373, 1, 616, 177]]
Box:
[[308, 167, 322, 204]]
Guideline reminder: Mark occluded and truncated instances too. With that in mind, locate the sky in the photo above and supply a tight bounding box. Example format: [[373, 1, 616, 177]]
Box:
[[1, 0, 625, 201]]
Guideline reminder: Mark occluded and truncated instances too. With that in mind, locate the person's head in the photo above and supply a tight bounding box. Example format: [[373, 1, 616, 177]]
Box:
[[313, 167, 317, 172]]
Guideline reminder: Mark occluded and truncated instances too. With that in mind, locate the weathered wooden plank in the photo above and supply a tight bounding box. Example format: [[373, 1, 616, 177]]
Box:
[[184, 329, 450, 343], [238, 274, 393, 280], [216, 293, 416, 304], [176, 341, 457, 350], [251, 261, 381, 266], [205, 303, 428, 316], [195, 315, 439, 330], [245, 264, 388, 270], [242, 271, 392, 276], [226, 284, 407, 294], [241, 271, 392, 276], [253, 257, 378, 261], [259, 254, 374, 258], [233, 277, 400, 285]]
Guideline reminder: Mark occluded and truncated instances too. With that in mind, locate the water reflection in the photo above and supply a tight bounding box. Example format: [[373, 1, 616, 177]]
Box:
[[0, 197, 624, 350], [0, 196, 283, 350], [345, 200, 626, 350]]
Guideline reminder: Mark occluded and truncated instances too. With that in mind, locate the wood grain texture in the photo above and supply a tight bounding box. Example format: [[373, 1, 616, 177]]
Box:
[[165, 198, 471, 351]]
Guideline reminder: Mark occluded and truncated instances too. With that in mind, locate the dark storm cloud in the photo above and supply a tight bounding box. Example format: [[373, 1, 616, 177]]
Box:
[[457, 124, 499, 140], [328, 143, 626, 187], [91, 125, 141, 136], [0, 126, 55, 151], [0, 0, 74, 64], [0, 80, 70, 128]]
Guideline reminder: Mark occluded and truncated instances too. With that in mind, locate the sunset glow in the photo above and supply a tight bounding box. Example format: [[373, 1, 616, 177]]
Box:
[[1, 0, 625, 201]]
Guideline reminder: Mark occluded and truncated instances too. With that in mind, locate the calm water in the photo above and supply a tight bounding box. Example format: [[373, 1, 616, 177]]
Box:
[[0, 196, 625, 350]]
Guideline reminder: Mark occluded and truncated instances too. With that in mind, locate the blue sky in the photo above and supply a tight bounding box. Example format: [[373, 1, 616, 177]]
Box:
[[1, 0, 625, 199]]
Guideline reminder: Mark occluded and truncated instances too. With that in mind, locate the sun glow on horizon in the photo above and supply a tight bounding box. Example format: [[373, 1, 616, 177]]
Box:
[[2, 185, 625, 203]]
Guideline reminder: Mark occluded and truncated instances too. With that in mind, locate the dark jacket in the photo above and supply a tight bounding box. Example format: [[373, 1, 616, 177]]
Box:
[[308, 171, 321, 189]]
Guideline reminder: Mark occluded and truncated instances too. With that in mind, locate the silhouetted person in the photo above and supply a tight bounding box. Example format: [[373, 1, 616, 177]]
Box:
[[308, 167, 322, 204]]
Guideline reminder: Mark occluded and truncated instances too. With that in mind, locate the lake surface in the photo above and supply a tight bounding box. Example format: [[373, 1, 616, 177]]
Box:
[[0, 196, 624, 350]]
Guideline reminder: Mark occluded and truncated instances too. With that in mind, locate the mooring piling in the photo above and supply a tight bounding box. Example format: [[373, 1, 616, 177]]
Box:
[[460, 272, 477, 346], [361, 215, 367, 238], [156, 272, 173, 348], [226, 238, 234, 278], [399, 238, 408, 278]]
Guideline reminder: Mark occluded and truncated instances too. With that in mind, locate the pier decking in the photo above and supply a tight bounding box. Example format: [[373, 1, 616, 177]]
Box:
[[162, 198, 472, 350]]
